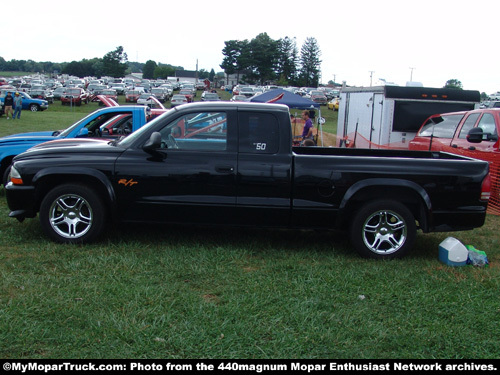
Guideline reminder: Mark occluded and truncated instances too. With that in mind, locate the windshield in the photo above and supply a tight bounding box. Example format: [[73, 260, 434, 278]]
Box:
[[117, 113, 166, 147], [57, 109, 143, 137]]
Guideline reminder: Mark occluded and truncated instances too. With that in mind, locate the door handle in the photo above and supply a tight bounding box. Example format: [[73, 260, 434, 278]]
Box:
[[215, 166, 234, 174]]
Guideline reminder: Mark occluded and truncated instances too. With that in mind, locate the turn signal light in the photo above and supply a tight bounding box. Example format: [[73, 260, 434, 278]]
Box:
[[9, 166, 24, 185], [481, 173, 491, 201]]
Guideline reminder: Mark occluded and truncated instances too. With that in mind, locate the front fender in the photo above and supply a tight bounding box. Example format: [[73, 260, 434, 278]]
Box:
[[32, 167, 117, 214]]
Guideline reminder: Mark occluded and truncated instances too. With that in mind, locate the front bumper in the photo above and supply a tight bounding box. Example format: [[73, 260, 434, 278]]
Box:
[[5, 182, 37, 221]]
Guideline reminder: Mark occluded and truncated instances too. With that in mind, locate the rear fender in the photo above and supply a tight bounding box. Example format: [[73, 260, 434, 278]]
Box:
[[338, 178, 432, 231]]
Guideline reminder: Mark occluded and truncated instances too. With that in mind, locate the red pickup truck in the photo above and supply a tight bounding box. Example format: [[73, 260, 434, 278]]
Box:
[[409, 108, 500, 214]]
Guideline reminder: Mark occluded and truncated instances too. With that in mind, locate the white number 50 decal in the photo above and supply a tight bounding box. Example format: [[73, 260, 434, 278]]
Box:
[[256, 143, 267, 150]]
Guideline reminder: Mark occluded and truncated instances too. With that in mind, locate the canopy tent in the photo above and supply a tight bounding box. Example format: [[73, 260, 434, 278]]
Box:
[[250, 89, 324, 145], [250, 88, 320, 109]]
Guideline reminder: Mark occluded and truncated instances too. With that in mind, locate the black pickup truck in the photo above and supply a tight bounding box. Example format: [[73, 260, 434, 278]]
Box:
[[5, 102, 491, 259]]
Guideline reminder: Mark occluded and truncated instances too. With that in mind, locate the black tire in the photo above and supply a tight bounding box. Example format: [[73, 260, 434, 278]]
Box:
[[30, 104, 39, 112], [350, 200, 416, 259], [39, 184, 106, 244]]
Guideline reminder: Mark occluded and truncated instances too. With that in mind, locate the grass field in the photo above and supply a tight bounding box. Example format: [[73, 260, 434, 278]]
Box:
[[0, 93, 499, 359]]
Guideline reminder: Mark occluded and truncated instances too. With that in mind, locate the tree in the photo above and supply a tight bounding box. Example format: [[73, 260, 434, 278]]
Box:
[[443, 79, 463, 90], [143, 60, 157, 79], [299, 37, 322, 87], [247, 33, 279, 85], [276, 36, 299, 86], [220, 40, 251, 84], [102, 46, 128, 78], [154, 65, 175, 79], [209, 69, 215, 82]]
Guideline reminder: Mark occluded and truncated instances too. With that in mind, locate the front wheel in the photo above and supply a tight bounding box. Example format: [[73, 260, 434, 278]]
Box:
[[30, 104, 40, 112], [39, 184, 107, 244], [350, 200, 416, 259]]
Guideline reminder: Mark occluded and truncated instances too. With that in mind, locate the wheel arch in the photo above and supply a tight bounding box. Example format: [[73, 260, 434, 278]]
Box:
[[1, 155, 15, 185], [32, 168, 117, 220], [338, 178, 431, 232]]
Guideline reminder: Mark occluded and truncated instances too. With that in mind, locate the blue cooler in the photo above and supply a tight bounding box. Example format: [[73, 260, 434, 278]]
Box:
[[438, 237, 468, 266]]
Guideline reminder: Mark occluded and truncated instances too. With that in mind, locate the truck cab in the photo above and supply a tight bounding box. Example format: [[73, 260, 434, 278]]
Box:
[[408, 108, 500, 154]]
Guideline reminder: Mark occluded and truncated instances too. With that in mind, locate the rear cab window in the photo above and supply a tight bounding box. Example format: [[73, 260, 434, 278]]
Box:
[[238, 112, 280, 154], [417, 114, 464, 138]]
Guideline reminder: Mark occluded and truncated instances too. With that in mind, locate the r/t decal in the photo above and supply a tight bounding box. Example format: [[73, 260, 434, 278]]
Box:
[[118, 178, 138, 187]]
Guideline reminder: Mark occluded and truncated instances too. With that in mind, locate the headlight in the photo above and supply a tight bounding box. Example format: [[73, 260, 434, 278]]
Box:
[[9, 165, 24, 185]]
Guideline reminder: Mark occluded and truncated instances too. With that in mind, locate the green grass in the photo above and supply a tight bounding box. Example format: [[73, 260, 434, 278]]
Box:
[[0, 94, 499, 359]]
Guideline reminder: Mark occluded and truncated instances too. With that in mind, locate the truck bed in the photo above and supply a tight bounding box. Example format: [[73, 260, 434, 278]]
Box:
[[292, 146, 474, 161]]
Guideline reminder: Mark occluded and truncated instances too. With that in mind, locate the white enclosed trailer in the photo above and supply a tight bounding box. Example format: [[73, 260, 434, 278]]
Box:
[[336, 86, 480, 149]]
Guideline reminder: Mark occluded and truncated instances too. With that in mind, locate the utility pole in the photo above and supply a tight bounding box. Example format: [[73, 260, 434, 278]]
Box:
[[369, 71, 375, 87], [409, 67, 415, 81]]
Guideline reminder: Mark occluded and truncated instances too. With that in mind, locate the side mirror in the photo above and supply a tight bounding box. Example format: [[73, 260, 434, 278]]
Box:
[[467, 128, 484, 143], [76, 128, 89, 138], [143, 132, 162, 153]]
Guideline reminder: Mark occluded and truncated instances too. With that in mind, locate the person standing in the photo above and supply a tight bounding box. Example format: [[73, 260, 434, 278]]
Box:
[[13, 92, 23, 119], [4, 92, 14, 119], [300, 110, 314, 144]]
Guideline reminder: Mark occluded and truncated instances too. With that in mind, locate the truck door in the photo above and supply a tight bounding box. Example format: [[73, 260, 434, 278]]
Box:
[[235, 111, 293, 226], [452, 112, 499, 153], [114, 110, 238, 225]]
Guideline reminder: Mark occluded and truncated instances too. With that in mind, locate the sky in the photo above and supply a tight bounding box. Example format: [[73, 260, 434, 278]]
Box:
[[3, 0, 499, 94]]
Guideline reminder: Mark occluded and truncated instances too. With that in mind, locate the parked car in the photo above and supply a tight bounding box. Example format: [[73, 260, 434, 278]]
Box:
[[150, 88, 168, 103], [179, 89, 194, 103], [409, 109, 500, 154], [0, 90, 49, 112], [170, 94, 188, 107], [408, 108, 500, 214], [125, 90, 141, 103], [230, 95, 250, 102], [137, 93, 157, 106], [110, 83, 127, 95], [201, 92, 221, 101], [239, 87, 255, 98], [310, 90, 328, 105], [29, 89, 54, 104], [100, 89, 118, 101], [61, 88, 89, 106], [52, 87, 67, 100], [181, 83, 197, 97], [327, 97, 339, 111], [4, 102, 491, 261], [18, 83, 32, 93]]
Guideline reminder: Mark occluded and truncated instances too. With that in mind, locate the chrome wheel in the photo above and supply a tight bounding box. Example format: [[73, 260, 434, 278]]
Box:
[[362, 209, 407, 255], [40, 184, 106, 243], [350, 200, 416, 259], [49, 193, 93, 239]]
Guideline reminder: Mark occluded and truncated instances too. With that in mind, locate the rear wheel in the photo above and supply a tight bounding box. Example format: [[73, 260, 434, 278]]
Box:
[[350, 200, 416, 259], [39, 184, 106, 244]]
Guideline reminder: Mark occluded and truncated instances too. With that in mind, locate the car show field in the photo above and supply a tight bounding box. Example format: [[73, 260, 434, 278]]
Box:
[[0, 78, 498, 360]]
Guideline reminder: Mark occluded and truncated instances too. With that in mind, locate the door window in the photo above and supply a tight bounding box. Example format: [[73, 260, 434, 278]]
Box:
[[458, 113, 480, 139], [477, 113, 498, 139], [159, 112, 227, 151]]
